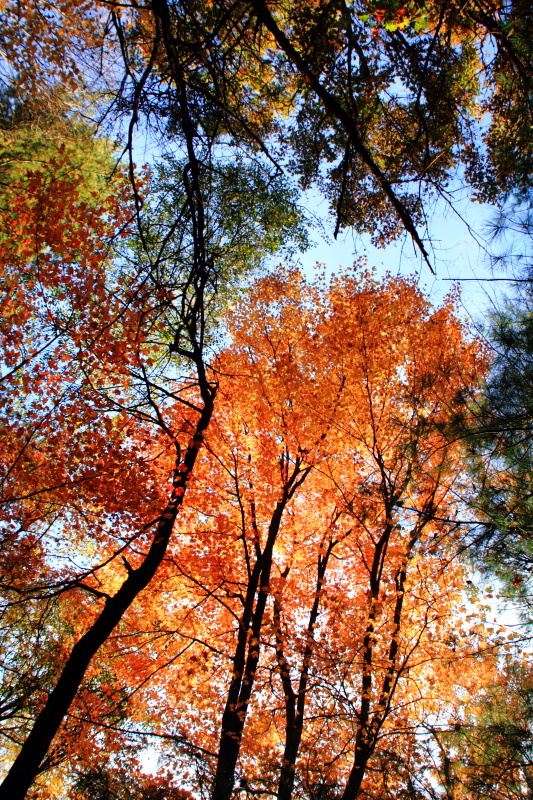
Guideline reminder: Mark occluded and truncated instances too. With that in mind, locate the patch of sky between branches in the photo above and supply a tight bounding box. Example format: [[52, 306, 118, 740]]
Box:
[[296, 184, 509, 329]]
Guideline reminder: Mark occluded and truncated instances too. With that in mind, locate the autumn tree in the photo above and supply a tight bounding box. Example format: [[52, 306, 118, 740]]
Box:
[[0, 72, 306, 797], [49, 268, 499, 800]]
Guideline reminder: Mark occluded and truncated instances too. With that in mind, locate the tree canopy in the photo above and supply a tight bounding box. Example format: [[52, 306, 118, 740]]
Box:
[[2, 0, 532, 258], [1, 0, 533, 798]]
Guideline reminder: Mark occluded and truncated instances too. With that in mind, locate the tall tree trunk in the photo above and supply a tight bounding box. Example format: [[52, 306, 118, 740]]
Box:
[[0, 397, 215, 800], [276, 540, 335, 800], [212, 460, 311, 800], [340, 517, 424, 800], [212, 499, 287, 800]]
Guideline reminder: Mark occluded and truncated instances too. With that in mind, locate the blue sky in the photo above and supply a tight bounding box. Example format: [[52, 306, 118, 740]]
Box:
[[296, 185, 510, 329]]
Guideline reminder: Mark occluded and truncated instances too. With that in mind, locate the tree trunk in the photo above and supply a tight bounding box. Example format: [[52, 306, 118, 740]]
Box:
[[212, 462, 311, 800], [276, 541, 335, 800], [0, 401, 214, 800], [211, 506, 281, 800]]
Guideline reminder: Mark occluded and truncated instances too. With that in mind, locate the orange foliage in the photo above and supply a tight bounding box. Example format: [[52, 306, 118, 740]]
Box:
[[44, 267, 497, 800]]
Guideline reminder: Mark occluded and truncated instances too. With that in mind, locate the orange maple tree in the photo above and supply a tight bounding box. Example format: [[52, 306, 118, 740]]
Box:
[[195, 269, 491, 800], [41, 268, 498, 800]]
